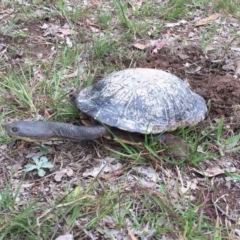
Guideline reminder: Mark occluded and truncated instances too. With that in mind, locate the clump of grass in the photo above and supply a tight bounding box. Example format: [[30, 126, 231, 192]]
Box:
[[113, 0, 137, 35], [91, 34, 117, 59], [160, 0, 189, 20], [212, 0, 240, 18], [0, 68, 39, 113], [0, 46, 88, 122], [200, 26, 218, 52], [202, 118, 240, 156], [97, 11, 112, 30], [0, 178, 41, 239]]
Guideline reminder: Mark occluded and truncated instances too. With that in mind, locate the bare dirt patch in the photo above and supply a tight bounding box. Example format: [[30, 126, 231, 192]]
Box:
[[0, 20, 53, 69], [135, 46, 240, 120]]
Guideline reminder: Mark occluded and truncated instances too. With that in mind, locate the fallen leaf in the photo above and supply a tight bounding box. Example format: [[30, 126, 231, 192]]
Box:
[[192, 166, 224, 177], [195, 13, 220, 26], [21, 183, 35, 188], [128, 228, 137, 240], [133, 43, 147, 50], [89, 26, 100, 33], [152, 40, 167, 54], [54, 171, 65, 182], [54, 168, 73, 182], [134, 39, 167, 52]]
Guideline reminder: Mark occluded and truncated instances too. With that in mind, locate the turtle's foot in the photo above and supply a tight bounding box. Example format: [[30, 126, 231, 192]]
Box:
[[155, 133, 189, 159]]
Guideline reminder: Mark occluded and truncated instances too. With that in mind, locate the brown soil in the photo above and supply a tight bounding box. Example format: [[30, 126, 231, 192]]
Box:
[[134, 46, 240, 120]]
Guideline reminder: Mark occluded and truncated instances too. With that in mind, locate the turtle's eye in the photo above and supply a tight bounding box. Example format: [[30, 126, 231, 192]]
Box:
[[12, 127, 19, 132]]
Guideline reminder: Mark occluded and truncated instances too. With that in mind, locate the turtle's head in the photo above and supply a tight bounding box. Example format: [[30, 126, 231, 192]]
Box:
[[5, 121, 55, 141]]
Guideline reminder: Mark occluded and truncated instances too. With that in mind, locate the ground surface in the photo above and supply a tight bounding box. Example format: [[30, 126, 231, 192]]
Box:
[[136, 46, 240, 224], [1, 1, 240, 239], [136, 47, 240, 119]]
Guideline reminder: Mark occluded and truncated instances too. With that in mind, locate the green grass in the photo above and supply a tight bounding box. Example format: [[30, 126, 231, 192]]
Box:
[[0, 174, 219, 239], [113, 0, 137, 35], [91, 34, 118, 59], [97, 11, 112, 30], [212, 0, 240, 18], [1, 0, 240, 239]]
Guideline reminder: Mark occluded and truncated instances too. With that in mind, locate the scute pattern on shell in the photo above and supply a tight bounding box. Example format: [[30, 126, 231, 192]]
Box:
[[76, 68, 207, 134]]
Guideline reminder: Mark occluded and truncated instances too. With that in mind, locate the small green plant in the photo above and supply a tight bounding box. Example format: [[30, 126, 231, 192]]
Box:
[[25, 156, 54, 177]]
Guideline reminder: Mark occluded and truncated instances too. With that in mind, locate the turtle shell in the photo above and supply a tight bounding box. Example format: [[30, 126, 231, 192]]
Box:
[[76, 68, 207, 134]]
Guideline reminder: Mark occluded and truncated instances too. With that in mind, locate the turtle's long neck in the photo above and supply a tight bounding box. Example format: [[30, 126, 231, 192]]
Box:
[[5, 121, 107, 141], [50, 122, 107, 140]]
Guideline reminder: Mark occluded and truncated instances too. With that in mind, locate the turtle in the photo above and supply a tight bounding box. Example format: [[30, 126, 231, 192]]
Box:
[[5, 68, 207, 143]]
